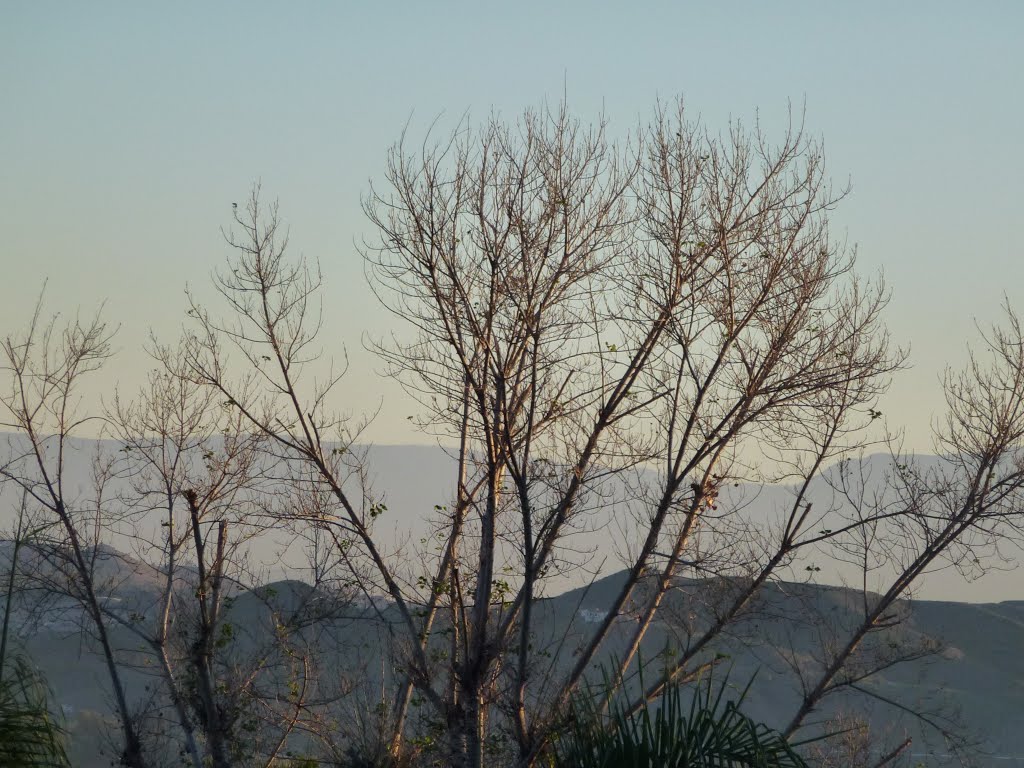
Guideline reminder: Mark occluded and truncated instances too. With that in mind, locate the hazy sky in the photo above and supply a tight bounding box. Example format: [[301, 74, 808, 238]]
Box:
[[2, 2, 1023, 447]]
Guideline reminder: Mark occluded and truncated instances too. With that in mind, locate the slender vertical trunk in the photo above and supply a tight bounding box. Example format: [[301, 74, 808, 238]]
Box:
[[465, 693, 485, 768], [513, 481, 533, 759], [461, 460, 502, 768], [84, 573, 148, 768], [390, 378, 474, 759], [154, 496, 203, 768], [188, 497, 232, 768], [0, 528, 24, 678], [57, 505, 149, 768], [156, 645, 203, 768], [191, 637, 231, 768]]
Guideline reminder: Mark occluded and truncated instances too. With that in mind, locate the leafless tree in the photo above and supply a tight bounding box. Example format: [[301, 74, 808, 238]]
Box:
[[19, 98, 1018, 767], [0, 296, 150, 768], [0, 298, 355, 768], [176, 99, 930, 768], [363, 101, 911, 767], [103, 342, 359, 768], [776, 304, 1024, 763]]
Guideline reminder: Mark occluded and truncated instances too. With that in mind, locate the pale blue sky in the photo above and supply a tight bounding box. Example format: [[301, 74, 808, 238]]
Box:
[[2, 2, 1022, 446]]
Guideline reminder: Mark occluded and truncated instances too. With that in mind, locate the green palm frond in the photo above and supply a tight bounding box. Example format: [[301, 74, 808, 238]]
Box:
[[550, 668, 809, 768], [0, 655, 70, 768]]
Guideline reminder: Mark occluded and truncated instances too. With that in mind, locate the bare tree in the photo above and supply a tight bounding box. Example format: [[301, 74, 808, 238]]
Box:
[[174, 99, 927, 768], [361, 101, 909, 767], [15, 98, 1010, 767], [777, 304, 1024, 762], [103, 343, 358, 768], [0, 297, 150, 768]]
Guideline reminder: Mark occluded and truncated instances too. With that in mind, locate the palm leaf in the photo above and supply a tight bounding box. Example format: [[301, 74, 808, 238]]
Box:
[[0, 655, 70, 768], [550, 667, 809, 768]]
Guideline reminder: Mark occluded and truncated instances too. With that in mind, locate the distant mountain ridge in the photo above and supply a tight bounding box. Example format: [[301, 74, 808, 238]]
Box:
[[2, 543, 1022, 765], [4, 434, 1024, 764]]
